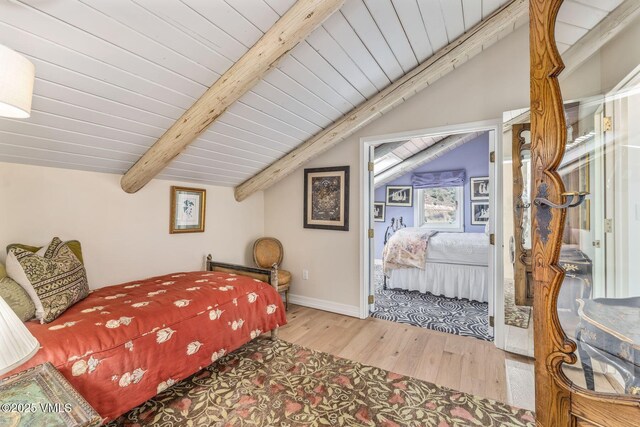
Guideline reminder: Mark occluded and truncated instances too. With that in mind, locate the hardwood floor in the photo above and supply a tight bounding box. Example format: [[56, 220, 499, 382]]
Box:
[[278, 305, 534, 408]]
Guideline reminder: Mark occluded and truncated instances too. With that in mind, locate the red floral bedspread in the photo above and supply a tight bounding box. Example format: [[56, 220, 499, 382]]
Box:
[[2, 271, 287, 422]]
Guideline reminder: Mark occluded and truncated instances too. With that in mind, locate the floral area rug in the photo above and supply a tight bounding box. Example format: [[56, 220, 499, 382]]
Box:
[[372, 262, 492, 341], [109, 338, 535, 427]]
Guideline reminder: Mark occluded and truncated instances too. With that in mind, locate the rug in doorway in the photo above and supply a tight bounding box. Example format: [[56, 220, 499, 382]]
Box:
[[373, 262, 493, 341], [504, 279, 531, 329], [109, 338, 535, 427]]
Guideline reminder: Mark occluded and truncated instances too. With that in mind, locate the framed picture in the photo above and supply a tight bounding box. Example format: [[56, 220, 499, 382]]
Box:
[[170, 186, 206, 233], [386, 185, 413, 207], [471, 202, 490, 225], [303, 166, 349, 231], [373, 202, 386, 222], [470, 176, 490, 200]]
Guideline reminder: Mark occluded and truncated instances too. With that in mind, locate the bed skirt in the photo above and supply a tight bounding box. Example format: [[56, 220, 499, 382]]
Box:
[[387, 262, 488, 303]]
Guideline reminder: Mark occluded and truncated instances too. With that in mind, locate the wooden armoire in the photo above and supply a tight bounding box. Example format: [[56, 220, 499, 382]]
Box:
[[530, 0, 640, 425]]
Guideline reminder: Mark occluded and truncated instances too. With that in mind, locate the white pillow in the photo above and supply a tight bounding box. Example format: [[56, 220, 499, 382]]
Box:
[[6, 250, 44, 319]]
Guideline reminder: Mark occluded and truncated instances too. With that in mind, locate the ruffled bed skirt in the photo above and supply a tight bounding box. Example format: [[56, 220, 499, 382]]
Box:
[[387, 262, 488, 303]]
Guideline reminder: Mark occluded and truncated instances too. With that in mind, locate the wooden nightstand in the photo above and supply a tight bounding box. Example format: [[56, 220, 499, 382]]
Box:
[[0, 362, 101, 427]]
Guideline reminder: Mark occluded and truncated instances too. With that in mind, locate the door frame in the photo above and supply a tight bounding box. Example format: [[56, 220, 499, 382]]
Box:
[[358, 119, 504, 347]]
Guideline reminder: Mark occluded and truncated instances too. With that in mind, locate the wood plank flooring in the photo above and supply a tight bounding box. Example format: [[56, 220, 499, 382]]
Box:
[[278, 305, 534, 407]]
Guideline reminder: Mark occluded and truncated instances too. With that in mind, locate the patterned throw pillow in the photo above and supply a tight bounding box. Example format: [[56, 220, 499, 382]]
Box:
[[0, 276, 36, 322], [6, 237, 89, 323]]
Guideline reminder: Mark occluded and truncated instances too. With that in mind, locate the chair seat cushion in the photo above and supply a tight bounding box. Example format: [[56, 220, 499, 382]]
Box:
[[277, 270, 291, 286]]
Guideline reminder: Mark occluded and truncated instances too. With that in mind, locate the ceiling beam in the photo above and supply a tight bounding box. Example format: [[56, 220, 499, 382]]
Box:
[[233, 0, 527, 201], [120, 0, 344, 194], [374, 133, 480, 188], [374, 140, 407, 160]]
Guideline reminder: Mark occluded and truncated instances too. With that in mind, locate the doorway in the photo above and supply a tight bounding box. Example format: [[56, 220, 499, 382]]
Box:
[[360, 120, 503, 344]]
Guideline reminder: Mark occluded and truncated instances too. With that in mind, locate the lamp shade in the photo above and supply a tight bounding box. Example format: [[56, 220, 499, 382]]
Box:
[[0, 296, 39, 376], [0, 44, 35, 118]]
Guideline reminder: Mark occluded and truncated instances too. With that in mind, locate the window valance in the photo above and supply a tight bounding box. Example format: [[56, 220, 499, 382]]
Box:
[[411, 169, 466, 189]]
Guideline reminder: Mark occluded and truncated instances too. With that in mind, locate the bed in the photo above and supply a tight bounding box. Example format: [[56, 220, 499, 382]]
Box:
[[383, 228, 490, 302], [1, 258, 287, 423]]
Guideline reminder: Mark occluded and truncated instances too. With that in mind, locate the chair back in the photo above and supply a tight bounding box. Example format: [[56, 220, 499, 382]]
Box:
[[253, 237, 284, 269]]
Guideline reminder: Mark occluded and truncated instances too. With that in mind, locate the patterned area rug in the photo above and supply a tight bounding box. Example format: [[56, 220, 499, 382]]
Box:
[[372, 262, 493, 341], [109, 338, 535, 426], [504, 279, 531, 329]]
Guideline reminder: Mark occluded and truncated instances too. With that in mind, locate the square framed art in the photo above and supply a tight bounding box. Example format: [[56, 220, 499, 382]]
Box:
[[471, 201, 490, 225], [373, 202, 385, 222], [303, 166, 349, 231], [170, 186, 206, 233]]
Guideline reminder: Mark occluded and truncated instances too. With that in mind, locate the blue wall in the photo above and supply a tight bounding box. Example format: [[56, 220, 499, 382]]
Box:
[[374, 132, 489, 259]]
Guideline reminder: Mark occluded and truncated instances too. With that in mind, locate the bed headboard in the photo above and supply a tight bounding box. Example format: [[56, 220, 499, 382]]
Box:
[[383, 216, 407, 245]]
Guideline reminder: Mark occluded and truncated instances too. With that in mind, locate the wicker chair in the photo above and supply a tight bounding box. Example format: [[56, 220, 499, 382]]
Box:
[[253, 237, 290, 310]]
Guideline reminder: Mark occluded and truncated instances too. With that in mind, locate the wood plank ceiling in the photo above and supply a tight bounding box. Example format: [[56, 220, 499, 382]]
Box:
[[0, 0, 624, 188]]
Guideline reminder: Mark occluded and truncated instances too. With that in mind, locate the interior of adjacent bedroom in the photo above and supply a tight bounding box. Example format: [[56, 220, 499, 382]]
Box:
[[0, 0, 639, 426], [371, 130, 494, 341]]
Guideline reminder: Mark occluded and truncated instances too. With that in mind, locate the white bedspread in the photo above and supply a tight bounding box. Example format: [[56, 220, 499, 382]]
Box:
[[388, 263, 488, 302], [425, 232, 489, 266], [386, 232, 490, 302]]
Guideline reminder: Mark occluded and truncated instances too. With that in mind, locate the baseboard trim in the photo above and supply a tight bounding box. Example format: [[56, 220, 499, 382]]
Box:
[[287, 294, 360, 318]]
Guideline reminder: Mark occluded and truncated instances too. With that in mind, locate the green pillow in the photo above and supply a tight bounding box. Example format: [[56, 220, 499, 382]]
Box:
[[0, 262, 6, 279], [7, 240, 84, 264], [0, 276, 36, 322]]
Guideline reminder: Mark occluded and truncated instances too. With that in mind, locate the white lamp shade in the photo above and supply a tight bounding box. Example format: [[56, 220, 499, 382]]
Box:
[[0, 44, 35, 119], [0, 296, 39, 376]]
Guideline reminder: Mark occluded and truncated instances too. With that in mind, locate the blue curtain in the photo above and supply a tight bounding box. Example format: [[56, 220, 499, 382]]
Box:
[[411, 169, 466, 189]]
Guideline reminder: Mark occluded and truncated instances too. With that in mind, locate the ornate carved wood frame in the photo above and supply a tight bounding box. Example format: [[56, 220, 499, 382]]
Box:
[[512, 123, 533, 307], [530, 0, 640, 425]]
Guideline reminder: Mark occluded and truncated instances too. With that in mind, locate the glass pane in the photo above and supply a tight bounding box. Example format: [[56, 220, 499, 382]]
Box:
[[558, 68, 640, 396], [520, 145, 532, 250]]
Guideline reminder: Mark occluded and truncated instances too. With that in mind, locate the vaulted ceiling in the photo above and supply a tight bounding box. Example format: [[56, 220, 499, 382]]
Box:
[[0, 0, 625, 188]]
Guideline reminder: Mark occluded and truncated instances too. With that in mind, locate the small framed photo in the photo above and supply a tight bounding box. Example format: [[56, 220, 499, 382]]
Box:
[[170, 186, 206, 233], [470, 177, 490, 200], [471, 202, 490, 225], [304, 166, 349, 231], [373, 202, 386, 222], [386, 185, 413, 207]]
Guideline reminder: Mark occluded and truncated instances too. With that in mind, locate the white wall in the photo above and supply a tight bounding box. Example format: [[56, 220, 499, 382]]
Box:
[[0, 163, 264, 289], [265, 24, 531, 311]]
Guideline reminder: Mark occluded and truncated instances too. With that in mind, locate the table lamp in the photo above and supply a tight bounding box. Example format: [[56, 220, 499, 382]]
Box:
[[0, 296, 39, 376], [0, 43, 35, 118]]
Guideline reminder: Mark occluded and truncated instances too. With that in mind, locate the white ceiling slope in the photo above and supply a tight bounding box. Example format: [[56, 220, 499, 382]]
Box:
[[0, 0, 623, 187]]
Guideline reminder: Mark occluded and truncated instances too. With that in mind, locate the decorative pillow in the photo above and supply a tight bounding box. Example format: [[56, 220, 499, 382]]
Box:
[[6, 240, 84, 264], [6, 237, 89, 323], [0, 276, 36, 322], [0, 262, 6, 278]]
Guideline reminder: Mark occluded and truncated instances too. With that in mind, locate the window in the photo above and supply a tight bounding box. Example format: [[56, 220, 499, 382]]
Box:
[[414, 187, 464, 232]]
